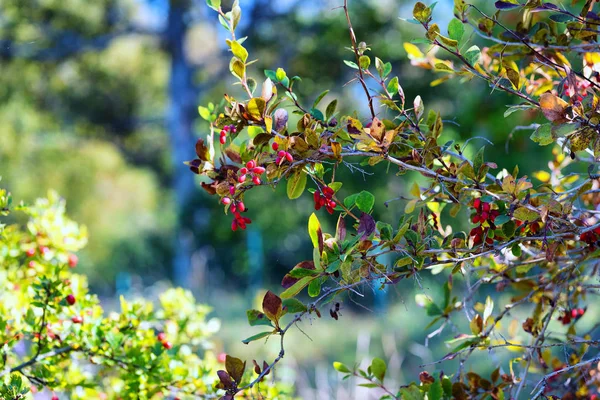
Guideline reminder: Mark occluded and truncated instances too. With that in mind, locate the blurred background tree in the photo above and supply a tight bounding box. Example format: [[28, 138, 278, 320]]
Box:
[[0, 0, 561, 396]]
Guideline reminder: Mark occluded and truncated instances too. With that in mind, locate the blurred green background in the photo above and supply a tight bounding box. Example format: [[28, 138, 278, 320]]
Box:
[[0, 0, 569, 397]]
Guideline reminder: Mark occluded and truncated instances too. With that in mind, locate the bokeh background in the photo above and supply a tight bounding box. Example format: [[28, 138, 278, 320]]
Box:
[[0, 0, 565, 398]]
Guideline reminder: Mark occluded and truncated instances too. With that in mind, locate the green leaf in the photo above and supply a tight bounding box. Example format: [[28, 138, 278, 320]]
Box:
[[464, 45, 481, 65], [326, 99, 338, 119], [308, 277, 322, 297], [344, 193, 359, 209], [246, 309, 273, 327], [531, 124, 554, 146], [282, 298, 307, 313], [333, 361, 351, 374], [399, 384, 424, 400], [415, 294, 442, 316], [359, 55, 371, 69], [280, 276, 314, 299], [504, 104, 535, 117], [355, 191, 375, 213], [225, 355, 246, 383], [343, 60, 359, 69], [206, 0, 221, 11], [428, 378, 443, 400], [242, 331, 272, 344], [231, 3, 241, 30], [371, 358, 387, 382], [473, 146, 485, 178], [230, 41, 248, 63], [513, 207, 539, 222], [287, 169, 307, 199], [264, 69, 277, 81], [198, 106, 211, 121], [308, 213, 321, 249], [230, 58, 245, 79], [387, 76, 399, 95], [313, 90, 330, 109], [448, 18, 464, 42]]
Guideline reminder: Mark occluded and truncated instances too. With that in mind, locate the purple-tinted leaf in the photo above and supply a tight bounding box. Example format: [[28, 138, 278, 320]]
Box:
[[217, 370, 234, 389], [281, 274, 299, 289], [357, 213, 376, 240], [262, 290, 283, 322], [495, 1, 521, 9], [336, 215, 347, 242]]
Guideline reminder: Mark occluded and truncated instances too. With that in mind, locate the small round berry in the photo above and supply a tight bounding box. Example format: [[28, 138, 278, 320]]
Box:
[[66, 294, 76, 306], [219, 135, 226, 145], [68, 254, 78, 268], [229, 186, 236, 195], [221, 197, 231, 205], [481, 212, 489, 221], [472, 215, 480, 224], [328, 201, 337, 209], [71, 316, 83, 324], [571, 309, 578, 319], [217, 353, 227, 363], [252, 176, 261, 185], [482, 202, 490, 212], [162, 341, 173, 350], [473, 198, 481, 210], [285, 152, 293, 162], [278, 150, 286, 158], [157, 332, 167, 342], [578, 308, 586, 317], [231, 126, 237, 133], [52, 395, 59, 400], [239, 167, 248, 175], [231, 204, 237, 213], [26, 248, 36, 257], [238, 202, 246, 212], [272, 142, 279, 151], [40, 246, 50, 255], [253, 166, 266, 175], [28, 261, 35, 269], [223, 125, 230, 132], [246, 160, 256, 169], [231, 220, 238, 231], [238, 174, 247, 183]]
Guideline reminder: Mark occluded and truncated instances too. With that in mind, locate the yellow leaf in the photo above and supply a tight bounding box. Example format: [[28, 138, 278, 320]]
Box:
[[533, 171, 551, 182], [539, 93, 569, 123], [403, 42, 424, 59]]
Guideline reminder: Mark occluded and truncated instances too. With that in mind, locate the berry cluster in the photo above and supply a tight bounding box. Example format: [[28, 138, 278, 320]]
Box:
[[469, 198, 500, 245], [237, 159, 265, 185], [313, 186, 336, 214], [219, 124, 237, 145], [157, 331, 173, 349], [558, 307, 586, 325], [563, 80, 591, 102], [580, 226, 600, 247]]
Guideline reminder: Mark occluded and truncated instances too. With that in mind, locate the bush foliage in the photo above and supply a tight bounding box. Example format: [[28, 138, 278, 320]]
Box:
[[191, 0, 600, 399]]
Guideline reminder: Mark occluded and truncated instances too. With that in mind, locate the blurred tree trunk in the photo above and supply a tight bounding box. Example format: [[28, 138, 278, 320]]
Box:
[[166, 0, 196, 288]]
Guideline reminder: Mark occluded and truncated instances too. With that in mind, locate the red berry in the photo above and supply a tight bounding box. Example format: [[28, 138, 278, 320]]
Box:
[[52, 395, 59, 400], [162, 341, 173, 350], [252, 176, 261, 185], [229, 186, 236, 195], [71, 316, 83, 324], [28, 261, 35, 269], [40, 246, 50, 255], [223, 125, 230, 132], [221, 197, 231, 205], [26, 248, 36, 257], [482, 202, 490, 212], [239, 167, 248, 175], [328, 200, 337, 209], [571, 309, 578, 319], [231, 204, 237, 213], [272, 142, 279, 151], [285, 152, 293, 162], [472, 215, 480, 224], [481, 212, 489, 221], [231, 126, 237, 133], [246, 160, 256, 169], [252, 167, 265, 174], [231, 220, 238, 231], [219, 135, 226, 145], [473, 198, 481, 210], [68, 254, 78, 268], [578, 308, 585, 317], [278, 150, 286, 158], [238, 174, 247, 183], [275, 156, 282, 164], [238, 202, 246, 212], [157, 332, 167, 342], [66, 294, 76, 306]]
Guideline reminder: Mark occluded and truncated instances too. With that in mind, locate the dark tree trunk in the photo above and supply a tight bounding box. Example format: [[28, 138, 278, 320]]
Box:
[[166, 0, 197, 288]]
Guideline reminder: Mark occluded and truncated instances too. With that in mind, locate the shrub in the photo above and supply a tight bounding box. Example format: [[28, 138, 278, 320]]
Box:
[[191, 0, 600, 399]]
